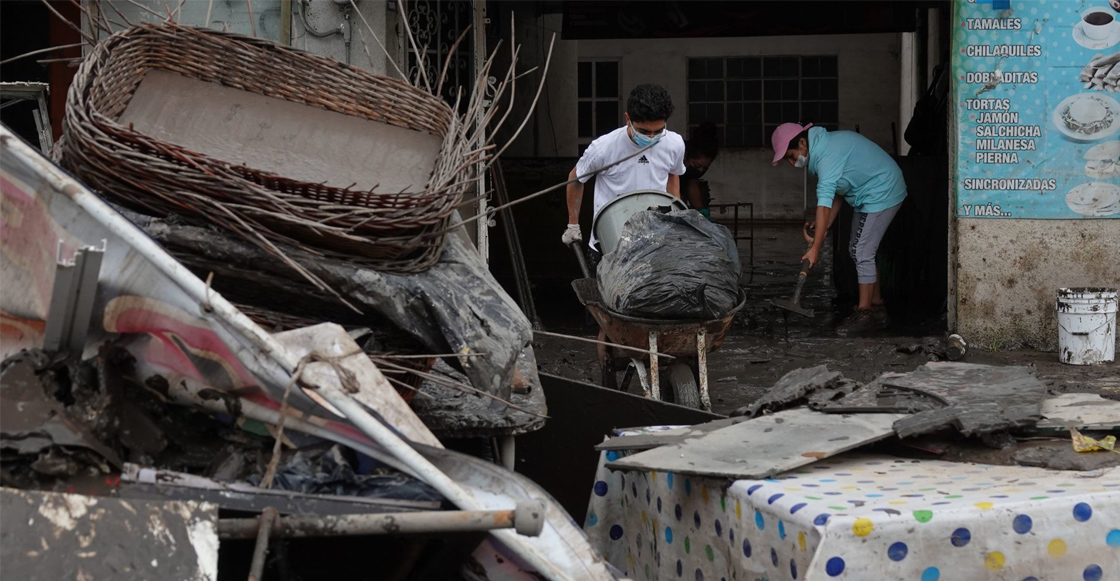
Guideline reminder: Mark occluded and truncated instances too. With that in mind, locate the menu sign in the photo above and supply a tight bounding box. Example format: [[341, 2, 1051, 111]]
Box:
[[954, 0, 1120, 218]]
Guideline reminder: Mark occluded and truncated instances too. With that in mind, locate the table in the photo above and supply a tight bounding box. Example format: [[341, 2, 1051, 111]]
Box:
[[585, 429, 1120, 581]]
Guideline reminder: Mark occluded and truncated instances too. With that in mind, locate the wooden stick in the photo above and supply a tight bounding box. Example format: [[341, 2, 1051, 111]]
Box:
[[396, 0, 432, 92], [123, 0, 166, 20], [102, 0, 135, 28], [491, 33, 555, 161], [0, 43, 85, 66], [40, 0, 96, 44], [246, 0, 256, 37]]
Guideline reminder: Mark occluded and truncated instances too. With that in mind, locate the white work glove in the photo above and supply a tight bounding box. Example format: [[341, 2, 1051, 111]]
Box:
[[561, 223, 582, 245]]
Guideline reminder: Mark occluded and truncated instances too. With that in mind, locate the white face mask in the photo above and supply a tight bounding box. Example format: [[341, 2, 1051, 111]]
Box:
[[794, 155, 808, 168]]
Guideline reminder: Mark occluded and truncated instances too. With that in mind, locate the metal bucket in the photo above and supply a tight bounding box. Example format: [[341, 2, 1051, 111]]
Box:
[[1056, 287, 1117, 365], [592, 190, 687, 254]]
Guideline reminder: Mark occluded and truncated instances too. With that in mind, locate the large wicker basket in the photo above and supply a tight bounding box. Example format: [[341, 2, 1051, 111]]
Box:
[[62, 22, 477, 273]]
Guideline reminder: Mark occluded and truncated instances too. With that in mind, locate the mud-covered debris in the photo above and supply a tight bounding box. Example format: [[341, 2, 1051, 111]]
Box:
[[1014, 441, 1120, 471], [0, 352, 122, 483], [806, 377, 861, 410], [889, 362, 1046, 438], [730, 365, 842, 417]]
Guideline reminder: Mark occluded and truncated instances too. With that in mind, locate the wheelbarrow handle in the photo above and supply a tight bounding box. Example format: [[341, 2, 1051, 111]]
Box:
[[567, 241, 593, 278]]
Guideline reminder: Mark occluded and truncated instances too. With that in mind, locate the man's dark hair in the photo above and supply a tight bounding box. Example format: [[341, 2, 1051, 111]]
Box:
[[687, 122, 720, 160], [627, 84, 675, 123]]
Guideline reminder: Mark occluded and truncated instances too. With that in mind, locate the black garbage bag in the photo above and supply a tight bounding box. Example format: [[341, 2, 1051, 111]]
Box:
[[249, 445, 445, 503], [597, 210, 741, 319]]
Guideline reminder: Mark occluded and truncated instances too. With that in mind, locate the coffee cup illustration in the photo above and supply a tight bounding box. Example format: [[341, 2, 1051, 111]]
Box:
[[1084, 8, 1117, 41]]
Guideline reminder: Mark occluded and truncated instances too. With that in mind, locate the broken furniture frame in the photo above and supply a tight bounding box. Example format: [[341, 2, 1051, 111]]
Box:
[[0, 82, 52, 155]]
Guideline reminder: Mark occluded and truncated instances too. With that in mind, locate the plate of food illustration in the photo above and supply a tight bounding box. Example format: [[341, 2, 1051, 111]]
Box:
[[1085, 140, 1120, 179], [1052, 93, 1120, 141], [1066, 182, 1120, 216]]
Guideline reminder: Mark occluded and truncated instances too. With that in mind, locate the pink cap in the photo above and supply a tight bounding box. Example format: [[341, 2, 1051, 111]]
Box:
[[771, 123, 813, 166]]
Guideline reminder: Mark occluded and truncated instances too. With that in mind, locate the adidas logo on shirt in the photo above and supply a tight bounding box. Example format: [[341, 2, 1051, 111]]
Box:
[[638, 155, 650, 164]]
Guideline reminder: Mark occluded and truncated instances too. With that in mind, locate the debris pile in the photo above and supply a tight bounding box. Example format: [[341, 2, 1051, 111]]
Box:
[[678, 361, 1120, 477], [0, 348, 442, 504]]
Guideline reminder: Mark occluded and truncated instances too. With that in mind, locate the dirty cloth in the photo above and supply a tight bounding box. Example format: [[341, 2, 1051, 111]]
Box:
[[134, 211, 530, 402], [586, 428, 1120, 581], [597, 210, 741, 320]]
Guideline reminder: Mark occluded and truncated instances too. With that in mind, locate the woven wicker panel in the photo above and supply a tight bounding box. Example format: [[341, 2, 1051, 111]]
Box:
[[62, 22, 477, 273]]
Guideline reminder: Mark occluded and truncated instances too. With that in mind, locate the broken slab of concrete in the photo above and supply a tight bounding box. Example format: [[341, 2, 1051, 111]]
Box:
[[1013, 441, 1120, 471], [605, 407, 906, 480], [807, 377, 861, 410], [1035, 393, 1120, 431], [598, 376, 861, 452], [594, 417, 748, 452], [729, 365, 843, 418], [821, 372, 944, 414], [887, 362, 1046, 438]]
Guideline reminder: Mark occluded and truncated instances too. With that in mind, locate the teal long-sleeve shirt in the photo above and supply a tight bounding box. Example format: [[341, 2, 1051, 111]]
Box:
[[806, 127, 907, 213]]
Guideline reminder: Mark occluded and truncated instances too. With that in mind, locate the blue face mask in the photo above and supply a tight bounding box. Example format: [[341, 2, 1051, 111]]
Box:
[[630, 121, 664, 148]]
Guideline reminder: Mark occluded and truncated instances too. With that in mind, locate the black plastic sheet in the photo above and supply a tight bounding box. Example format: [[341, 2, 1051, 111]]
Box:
[[131, 210, 531, 403], [251, 445, 445, 503], [597, 210, 742, 320]]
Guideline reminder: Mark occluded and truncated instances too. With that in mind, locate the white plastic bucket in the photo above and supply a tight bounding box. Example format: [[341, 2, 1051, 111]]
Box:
[[1056, 287, 1117, 365], [592, 190, 687, 254]]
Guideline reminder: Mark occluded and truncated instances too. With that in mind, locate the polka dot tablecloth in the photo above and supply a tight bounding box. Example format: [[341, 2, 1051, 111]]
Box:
[[585, 434, 1120, 581]]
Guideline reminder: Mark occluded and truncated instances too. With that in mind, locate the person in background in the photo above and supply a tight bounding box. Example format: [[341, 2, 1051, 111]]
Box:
[[562, 84, 686, 252], [681, 122, 720, 219], [771, 122, 907, 337]]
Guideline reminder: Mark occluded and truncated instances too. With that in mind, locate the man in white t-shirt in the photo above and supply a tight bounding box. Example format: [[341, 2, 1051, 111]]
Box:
[[562, 84, 687, 250]]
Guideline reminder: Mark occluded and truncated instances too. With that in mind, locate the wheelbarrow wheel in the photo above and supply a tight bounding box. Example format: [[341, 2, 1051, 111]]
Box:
[[668, 362, 700, 409]]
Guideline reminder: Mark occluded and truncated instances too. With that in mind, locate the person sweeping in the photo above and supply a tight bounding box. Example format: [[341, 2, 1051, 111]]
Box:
[[771, 122, 907, 336]]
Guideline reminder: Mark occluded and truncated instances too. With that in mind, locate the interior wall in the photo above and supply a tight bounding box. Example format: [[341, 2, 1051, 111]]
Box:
[[562, 33, 903, 220]]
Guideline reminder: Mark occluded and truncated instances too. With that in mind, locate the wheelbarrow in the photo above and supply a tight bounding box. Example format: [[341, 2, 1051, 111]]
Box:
[[567, 242, 743, 411]]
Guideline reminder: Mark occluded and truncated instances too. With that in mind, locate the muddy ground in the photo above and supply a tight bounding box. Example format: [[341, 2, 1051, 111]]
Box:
[[533, 225, 1120, 416]]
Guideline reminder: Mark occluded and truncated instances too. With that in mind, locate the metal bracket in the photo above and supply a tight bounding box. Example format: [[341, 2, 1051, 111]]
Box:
[[42, 241, 105, 354]]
